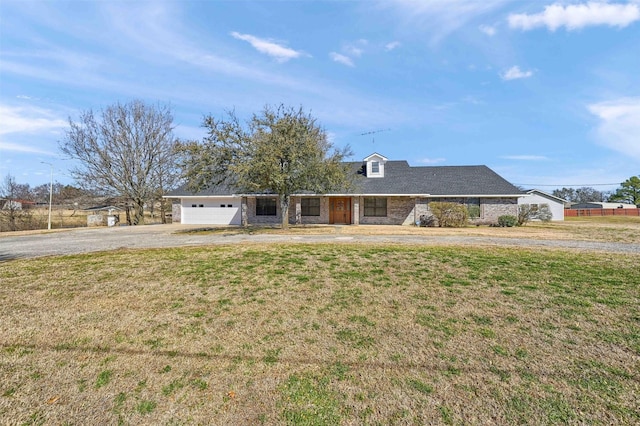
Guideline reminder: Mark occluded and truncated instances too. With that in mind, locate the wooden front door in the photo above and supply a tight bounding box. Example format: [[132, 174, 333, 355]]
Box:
[[329, 198, 351, 224]]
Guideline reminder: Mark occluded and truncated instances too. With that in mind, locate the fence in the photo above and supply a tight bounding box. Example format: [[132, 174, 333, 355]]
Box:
[[565, 208, 640, 217]]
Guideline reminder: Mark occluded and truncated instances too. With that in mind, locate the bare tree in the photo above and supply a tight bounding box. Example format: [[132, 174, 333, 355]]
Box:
[[60, 100, 182, 225], [180, 104, 352, 229], [0, 174, 35, 231]]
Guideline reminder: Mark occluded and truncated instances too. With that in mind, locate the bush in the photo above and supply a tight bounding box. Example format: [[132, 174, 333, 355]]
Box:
[[497, 215, 517, 227], [418, 215, 436, 227], [429, 202, 469, 227], [536, 204, 553, 222], [517, 205, 533, 226]]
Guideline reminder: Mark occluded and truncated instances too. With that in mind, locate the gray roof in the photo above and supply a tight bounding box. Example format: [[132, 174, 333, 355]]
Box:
[[166, 160, 523, 197]]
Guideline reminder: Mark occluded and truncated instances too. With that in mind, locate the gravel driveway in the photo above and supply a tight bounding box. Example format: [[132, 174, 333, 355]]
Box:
[[1, 224, 639, 261]]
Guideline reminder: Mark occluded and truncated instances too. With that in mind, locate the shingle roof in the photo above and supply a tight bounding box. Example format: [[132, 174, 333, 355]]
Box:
[[166, 159, 524, 197]]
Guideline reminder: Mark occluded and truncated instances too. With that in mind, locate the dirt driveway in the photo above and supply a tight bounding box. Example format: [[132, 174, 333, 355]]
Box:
[[2, 224, 639, 261]]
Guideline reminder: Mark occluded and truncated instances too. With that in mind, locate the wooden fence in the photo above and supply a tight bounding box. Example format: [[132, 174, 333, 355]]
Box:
[[565, 208, 640, 217]]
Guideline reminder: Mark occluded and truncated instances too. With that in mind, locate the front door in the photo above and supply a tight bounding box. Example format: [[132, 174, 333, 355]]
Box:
[[329, 197, 351, 224]]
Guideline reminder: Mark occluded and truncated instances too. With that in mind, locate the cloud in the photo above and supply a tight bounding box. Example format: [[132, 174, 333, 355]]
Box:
[[0, 141, 55, 156], [500, 155, 549, 161], [508, 2, 640, 31], [588, 97, 640, 159], [330, 52, 355, 67], [230, 32, 306, 62], [418, 157, 446, 164], [501, 66, 534, 80], [479, 24, 497, 36], [381, 0, 511, 44], [385, 41, 401, 51], [343, 39, 368, 57], [0, 104, 67, 135]]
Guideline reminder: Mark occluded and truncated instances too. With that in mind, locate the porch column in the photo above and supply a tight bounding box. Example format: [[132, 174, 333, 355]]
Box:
[[353, 197, 360, 225]]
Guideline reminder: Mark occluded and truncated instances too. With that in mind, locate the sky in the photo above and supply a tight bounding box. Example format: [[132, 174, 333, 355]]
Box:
[[1, 0, 639, 192]]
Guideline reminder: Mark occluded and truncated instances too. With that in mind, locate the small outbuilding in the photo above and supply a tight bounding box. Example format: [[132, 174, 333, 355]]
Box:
[[518, 189, 566, 221], [570, 202, 637, 209]]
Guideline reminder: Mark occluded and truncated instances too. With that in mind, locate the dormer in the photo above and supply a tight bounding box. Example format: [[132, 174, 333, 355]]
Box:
[[363, 153, 388, 178]]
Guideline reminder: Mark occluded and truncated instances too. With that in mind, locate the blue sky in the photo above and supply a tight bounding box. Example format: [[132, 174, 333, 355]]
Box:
[[1, 0, 639, 191]]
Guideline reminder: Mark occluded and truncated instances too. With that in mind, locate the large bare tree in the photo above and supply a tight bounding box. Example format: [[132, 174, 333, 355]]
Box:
[[180, 104, 352, 229], [60, 100, 182, 225]]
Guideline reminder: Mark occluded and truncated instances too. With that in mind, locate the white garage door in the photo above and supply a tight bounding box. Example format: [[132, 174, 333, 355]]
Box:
[[181, 197, 241, 225]]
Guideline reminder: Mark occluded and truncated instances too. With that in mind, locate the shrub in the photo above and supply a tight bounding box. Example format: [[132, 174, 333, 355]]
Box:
[[418, 215, 436, 227], [536, 204, 553, 222], [517, 205, 533, 226], [429, 202, 469, 227], [497, 215, 517, 227], [518, 204, 553, 225]]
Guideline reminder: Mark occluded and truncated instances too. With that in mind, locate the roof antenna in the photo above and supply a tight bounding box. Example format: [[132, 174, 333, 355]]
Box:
[[359, 128, 390, 145]]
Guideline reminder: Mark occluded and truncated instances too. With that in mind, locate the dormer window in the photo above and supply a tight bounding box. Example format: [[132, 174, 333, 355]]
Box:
[[363, 153, 388, 178]]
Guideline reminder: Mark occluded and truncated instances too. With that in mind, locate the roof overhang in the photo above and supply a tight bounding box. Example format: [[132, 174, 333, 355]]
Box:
[[163, 194, 243, 199]]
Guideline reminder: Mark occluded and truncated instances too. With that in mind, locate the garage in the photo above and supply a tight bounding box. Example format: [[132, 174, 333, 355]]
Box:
[[180, 197, 242, 225]]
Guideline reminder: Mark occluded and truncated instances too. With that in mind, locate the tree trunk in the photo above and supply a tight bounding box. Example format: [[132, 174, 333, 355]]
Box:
[[280, 194, 290, 229], [132, 199, 145, 225], [160, 198, 167, 224]]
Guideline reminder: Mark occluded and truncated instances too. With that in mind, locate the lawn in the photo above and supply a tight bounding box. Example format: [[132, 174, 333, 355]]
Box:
[[1, 244, 638, 425]]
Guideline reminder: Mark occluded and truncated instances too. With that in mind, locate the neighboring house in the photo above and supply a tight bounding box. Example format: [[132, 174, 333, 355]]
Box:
[[165, 153, 524, 226], [1, 199, 22, 210], [570, 202, 637, 209], [518, 189, 566, 221]]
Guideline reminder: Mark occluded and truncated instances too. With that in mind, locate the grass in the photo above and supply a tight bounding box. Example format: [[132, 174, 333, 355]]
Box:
[[0, 243, 639, 424]]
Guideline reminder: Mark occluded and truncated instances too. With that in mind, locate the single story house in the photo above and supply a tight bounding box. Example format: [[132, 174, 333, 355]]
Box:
[[570, 202, 637, 209], [518, 189, 566, 221], [165, 153, 525, 226]]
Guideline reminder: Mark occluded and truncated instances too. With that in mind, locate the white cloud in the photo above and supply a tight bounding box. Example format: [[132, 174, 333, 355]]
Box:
[[381, 0, 511, 44], [500, 155, 549, 161], [0, 141, 55, 155], [343, 39, 368, 57], [418, 157, 446, 164], [588, 97, 640, 159], [330, 52, 355, 67], [385, 41, 401, 51], [230, 32, 305, 62], [479, 24, 497, 36], [501, 66, 534, 80], [509, 2, 640, 31], [0, 104, 67, 135]]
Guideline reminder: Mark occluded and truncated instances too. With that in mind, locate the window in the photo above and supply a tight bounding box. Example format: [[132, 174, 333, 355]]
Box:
[[199, 204, 204, 208], [301, 198, 320, 216], [191, 204, 197, 208], [364, 197, 387, 217], [256, 198, 276, 216], [466, 198, 481, 218], [220, 204, 226, 208], [227, 204, 232, 208], [371, 161, 380, 174]]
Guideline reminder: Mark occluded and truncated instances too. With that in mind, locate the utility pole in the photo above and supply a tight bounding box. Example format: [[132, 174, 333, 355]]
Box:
[[41, 161, 53, 230]]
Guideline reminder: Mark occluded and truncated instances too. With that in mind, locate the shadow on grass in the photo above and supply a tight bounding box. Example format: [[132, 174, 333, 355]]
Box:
[[0, 252, 24, 263]]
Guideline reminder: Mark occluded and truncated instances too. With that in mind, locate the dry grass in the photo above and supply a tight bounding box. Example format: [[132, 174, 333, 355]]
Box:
[[184, 216, 640, 244], [1, 244, 638, 425]]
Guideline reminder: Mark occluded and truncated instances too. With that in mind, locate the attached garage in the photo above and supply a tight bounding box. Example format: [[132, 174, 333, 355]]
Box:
[[180, 197, 242, 225]]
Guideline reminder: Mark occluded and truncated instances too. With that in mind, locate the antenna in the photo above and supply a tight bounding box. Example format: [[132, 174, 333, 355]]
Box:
[[359, 128, 390, 144]]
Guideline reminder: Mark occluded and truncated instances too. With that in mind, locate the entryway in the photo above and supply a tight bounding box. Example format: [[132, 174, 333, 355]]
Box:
[[329, 197, 351, 224]]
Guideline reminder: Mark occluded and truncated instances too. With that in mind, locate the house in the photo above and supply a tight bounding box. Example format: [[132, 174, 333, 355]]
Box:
[[570, 202, 637, 209], [165, 153, 524, 226], [518, 189, 567, 221]]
